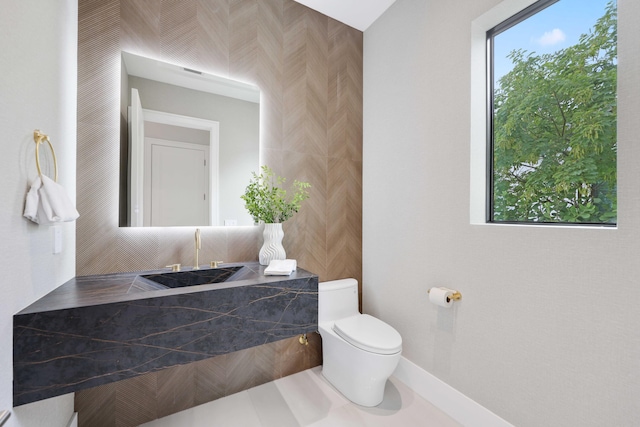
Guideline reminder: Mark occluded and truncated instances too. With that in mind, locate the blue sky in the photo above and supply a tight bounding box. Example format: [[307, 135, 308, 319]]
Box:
[[493, 0, 613, 82]]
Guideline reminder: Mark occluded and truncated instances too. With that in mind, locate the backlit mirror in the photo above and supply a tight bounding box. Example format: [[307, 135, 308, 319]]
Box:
[[119, 52, 259, 227]]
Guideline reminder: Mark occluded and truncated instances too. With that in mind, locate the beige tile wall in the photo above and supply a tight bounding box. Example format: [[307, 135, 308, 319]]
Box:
[[77, 0, 362, 283], [76, 0, 362, 425]]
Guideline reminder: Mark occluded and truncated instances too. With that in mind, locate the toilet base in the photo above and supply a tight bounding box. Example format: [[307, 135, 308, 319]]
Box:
[[319, 323, 401, 407]]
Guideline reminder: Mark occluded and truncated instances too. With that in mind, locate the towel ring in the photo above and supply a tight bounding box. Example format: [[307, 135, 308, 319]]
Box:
[[33, 130, 58, 182]]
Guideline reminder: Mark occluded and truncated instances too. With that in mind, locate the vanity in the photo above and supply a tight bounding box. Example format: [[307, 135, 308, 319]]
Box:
[[13, 262, 318, 406]]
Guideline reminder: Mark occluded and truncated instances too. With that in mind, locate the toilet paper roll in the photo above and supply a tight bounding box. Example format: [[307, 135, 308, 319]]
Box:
[[429, 287, 453, 308]]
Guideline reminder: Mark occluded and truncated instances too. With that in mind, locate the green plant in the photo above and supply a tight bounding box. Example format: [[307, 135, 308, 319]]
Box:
[[241, 165, 311, 223], [492, 1, 617, 224]]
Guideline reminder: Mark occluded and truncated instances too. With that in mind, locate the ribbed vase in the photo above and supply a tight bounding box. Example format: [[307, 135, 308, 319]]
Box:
[[259, 223, 286, 265]]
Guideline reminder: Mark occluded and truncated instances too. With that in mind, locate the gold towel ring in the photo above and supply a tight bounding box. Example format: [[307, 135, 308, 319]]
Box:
[[33, 130, 58, 182]]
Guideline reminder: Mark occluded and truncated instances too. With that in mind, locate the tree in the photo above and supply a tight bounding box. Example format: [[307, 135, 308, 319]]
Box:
[[492, 1, 617, 224]]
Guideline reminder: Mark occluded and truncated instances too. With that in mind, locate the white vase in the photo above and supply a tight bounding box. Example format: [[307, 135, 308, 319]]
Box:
[[259, 223, 286, 265]]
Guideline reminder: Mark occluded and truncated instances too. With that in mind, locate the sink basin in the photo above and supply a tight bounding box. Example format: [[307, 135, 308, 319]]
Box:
[[141, 266, 244, 289]]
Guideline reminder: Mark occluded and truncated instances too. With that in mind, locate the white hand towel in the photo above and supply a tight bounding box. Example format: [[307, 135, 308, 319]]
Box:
[[24, 175, 80, 225], [264, 259, 297, 276]]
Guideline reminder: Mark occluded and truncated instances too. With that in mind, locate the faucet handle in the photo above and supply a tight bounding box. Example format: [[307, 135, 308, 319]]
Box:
[[210, 261, 224, 268], [165, 263, 181, 272]]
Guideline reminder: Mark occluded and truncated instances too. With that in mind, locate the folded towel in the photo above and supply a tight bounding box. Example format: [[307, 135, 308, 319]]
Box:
[[24, 175, 80, 225], [264, 259, 297, 276]]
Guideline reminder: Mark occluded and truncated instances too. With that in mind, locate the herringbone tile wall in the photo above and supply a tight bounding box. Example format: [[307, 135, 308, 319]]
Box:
[[77, 0, 362, 288], [76, 0, 362, 425]]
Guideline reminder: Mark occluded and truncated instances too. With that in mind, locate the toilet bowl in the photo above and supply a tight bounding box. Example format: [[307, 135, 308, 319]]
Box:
[[318, 278, 402, 407]]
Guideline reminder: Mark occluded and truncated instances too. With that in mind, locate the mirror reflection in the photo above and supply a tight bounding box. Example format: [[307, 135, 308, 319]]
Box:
[[119, 52, 259, 227]]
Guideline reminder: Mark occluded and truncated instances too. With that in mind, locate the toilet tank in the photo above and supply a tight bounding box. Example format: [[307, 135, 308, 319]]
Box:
[[318, 278, 359, 323]]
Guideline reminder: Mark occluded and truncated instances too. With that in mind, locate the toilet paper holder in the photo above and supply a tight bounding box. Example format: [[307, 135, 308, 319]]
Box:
[[427, 288, 462, 303]]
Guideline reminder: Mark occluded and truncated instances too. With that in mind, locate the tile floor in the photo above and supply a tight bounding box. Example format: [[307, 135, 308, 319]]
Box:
[[141, 366, 461, 427]]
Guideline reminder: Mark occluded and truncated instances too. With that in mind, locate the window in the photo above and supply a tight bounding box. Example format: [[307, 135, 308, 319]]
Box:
[[487, 0, 617, 225]]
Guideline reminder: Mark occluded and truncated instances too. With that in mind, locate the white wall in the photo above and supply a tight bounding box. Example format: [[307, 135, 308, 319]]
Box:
[[363, 0, 640, 426], [0, 0, 78, 425]]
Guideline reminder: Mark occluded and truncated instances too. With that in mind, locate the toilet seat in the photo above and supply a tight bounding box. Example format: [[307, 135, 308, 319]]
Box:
[[333, 314, 402, 355]]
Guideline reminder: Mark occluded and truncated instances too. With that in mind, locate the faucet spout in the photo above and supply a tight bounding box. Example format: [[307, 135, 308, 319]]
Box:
[[194, 228, 201, 270]]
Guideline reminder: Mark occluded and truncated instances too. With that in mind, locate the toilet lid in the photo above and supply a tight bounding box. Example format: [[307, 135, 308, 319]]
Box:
[[333, 314, 402, 355]]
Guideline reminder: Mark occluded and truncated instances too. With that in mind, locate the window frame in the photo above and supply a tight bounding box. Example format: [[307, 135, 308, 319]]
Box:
[[484, 0, 616, 227]]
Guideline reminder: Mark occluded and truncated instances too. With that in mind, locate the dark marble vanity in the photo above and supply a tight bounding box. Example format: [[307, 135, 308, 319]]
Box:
[[13, 262, 318, 406]]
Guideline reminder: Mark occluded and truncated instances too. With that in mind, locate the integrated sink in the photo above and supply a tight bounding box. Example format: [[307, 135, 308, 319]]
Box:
[[14, 262, 318, 406], [140, 266, 244, 289]]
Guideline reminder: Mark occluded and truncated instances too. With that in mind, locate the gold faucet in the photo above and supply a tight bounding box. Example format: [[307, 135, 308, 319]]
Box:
[[165, 263, 181, 272], [194, 228, 201, 270]]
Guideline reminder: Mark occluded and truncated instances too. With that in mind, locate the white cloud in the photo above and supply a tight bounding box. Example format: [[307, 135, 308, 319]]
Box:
[[535, 28, 566, 46]]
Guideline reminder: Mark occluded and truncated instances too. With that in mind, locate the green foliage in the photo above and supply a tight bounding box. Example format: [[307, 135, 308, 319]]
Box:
[[492, 1, 617, 224], [241, 165, 311, 223]]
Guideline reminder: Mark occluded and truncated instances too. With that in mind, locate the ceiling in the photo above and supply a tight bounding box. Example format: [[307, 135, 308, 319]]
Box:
[[293, 0, 396, 32], [122, 52, 260, 103]]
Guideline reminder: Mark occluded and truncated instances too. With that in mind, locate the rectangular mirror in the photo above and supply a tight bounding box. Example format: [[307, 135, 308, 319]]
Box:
[[120, 52, 260, 227]]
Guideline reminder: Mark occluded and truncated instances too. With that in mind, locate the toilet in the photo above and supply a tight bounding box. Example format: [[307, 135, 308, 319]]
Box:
[[318, 278, 402, 407]]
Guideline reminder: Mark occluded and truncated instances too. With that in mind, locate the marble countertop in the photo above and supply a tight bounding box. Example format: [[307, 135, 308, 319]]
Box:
[[14, 262, 319, 406], [17, 261, 315, 314]]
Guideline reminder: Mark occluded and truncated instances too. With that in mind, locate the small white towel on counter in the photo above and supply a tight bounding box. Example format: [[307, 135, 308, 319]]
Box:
[[264, 259, 297, 276], [24, 175, 79, 225]]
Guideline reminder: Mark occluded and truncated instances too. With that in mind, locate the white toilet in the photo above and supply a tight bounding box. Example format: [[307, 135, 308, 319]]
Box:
[[318, 278, 402, 407]]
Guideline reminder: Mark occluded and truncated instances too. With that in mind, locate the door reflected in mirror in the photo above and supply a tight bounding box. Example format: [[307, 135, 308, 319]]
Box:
[[120, 52, 260, 227]]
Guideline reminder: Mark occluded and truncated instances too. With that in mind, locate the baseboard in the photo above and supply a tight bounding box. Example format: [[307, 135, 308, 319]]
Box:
[[67, 412, 78, 427], [393, 357, 513, 427]]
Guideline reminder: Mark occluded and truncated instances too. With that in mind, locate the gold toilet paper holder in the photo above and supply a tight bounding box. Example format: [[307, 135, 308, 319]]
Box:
[[427, 288, 462, 303]]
